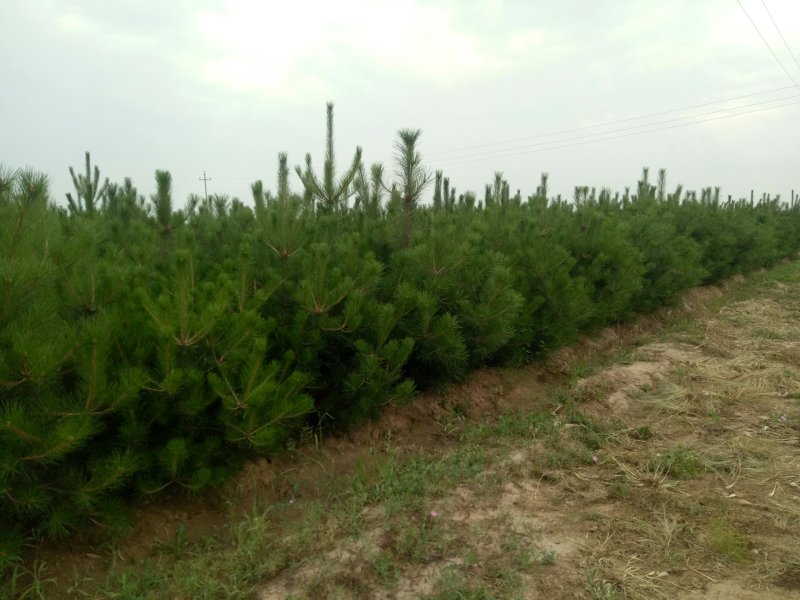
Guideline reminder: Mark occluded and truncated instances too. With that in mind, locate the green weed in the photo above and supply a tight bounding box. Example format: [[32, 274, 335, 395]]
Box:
[[586, 570, 620, 600], [706, 517, 750, 564], [650, 446, 704, 479]]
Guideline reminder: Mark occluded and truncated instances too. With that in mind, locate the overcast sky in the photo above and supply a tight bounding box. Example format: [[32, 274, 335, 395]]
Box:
[[2, 0, 799, 206]]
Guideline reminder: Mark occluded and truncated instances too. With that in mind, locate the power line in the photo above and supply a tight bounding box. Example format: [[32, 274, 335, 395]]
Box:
[[735, 0, 800, 88], [199, 170, 212, 201], [426, 84, 797, 156], [433, 92, 800, 164], [187, 85, 800, 181], [760, 0, 800, 73], [434, 97, 800, 168]]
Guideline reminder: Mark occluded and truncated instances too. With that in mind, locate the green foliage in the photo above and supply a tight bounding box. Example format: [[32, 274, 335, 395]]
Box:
[[706, 517, 750, 563], [392, 128, 433, 247], [2, 147, 799, 572], [393, 129, 432, 209], [66, 151, 108, 216], [295, 102, 362, 213], [650, 446, 704, 479], [559, 203, 644, 325]]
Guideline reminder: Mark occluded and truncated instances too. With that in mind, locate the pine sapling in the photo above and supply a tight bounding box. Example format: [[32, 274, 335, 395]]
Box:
[[433, 170, 443, 211], [369, 163, 386, 217], [295, 102, 362, 213], [67, 152, 109, 216], [391, 128, 432, 246], [251, 180, 267, 218], [265, 153, 302, 260]]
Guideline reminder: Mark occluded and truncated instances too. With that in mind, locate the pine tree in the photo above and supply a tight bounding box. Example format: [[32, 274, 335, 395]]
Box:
[[152, 170, 176, 232], [442, 176, 452, 211], [251, 180, 267, 219], [0, 169, 140, 558], [550, 200, 645, 326], [353, 164, 368, 213], [391, 128, 432, 247], [657, 168, 667, 202], [263, 153, 303, 261], [625, 172, 705, 312], [66, 152, 109, 216], [368, 164, 386, 218], [295, 102, 362, 213], [105, 178, 148, 222], [433, 170, 443, 210]]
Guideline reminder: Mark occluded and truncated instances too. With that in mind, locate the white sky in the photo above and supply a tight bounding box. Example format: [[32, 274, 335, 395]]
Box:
[[1, 0, 799, 205]]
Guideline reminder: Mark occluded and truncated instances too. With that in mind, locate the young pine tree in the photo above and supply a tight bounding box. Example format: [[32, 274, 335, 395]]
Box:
[[295, 102, 362, 214], [66, 152, 109, 216], [391, 128, 432, 247], [0, 169, 142, 564]]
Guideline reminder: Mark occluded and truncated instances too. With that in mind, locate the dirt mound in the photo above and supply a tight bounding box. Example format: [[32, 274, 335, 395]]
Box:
[[575, 342, 703, 411]]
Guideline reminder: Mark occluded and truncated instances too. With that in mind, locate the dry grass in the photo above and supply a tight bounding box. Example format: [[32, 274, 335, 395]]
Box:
[[580, 271, 800, 598]]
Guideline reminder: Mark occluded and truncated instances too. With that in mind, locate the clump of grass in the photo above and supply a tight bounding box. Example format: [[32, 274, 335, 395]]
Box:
[[2, 560, 57, 600], [499, 533, 555, 571], [383, 512, 448, 564], [629, 424, 654, 441], [428, 559, 522, 600], [428, 575, 497, 600], [751, 327, 781, 339], [586, 570, 621, 600], [650, 446, 704, 479], [607, 483, 631, 500], [539, 549, 557, 566], [488, 410, 555, 441], [370, 551, 400, 587], [629, 512, 687, 563], [352, 445, 486, 513], [705, 517, 749, 564], [610, 349, 636, 365], [304, 564, 373, 599], [571, 363, 598, 384], [564, 407, 608, 450], [538, 441, 594, 471]]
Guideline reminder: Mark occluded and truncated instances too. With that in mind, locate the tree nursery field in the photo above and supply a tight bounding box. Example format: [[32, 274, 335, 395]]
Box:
[[1, 106, 799, 597]]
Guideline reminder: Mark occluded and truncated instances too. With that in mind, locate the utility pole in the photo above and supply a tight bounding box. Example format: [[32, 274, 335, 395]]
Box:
[[199, 170, 212, 203]]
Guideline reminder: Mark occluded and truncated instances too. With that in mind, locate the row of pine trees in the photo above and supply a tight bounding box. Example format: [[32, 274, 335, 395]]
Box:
[[1, 105, 799, 569]]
